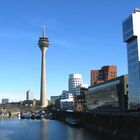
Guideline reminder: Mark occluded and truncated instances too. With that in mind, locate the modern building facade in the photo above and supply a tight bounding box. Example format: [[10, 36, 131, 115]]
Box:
[[50, 96, 59, 104], [61, 90, 70, 99], [60, 93, 74, 111], [68, 74, 83, 93], [2, 99, 9, 104], [90, 66, 117, 86], [38, 26, 49, 108], [74, 87, 88, 112], [74, 84, 88, 96], [123, 9, 140, 107], [26, 90, 34, 101], [86, 75, 128, 111]]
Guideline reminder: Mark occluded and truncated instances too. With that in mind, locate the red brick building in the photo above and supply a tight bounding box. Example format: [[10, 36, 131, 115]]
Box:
[[90, 66, 117, 86]]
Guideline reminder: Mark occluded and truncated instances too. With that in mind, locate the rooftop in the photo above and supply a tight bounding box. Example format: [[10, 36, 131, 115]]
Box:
[[134, 8, 140, 13]]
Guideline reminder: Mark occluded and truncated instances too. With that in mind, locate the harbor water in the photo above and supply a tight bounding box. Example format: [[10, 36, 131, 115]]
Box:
[[0, 119, 104, 140]]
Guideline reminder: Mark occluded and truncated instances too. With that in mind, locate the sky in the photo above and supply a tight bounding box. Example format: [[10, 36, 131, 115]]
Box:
[[0, 0, 139, 102]]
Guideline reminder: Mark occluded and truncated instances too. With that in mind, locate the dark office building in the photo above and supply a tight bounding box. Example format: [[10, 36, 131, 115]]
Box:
[[86, 75, 128, 111]]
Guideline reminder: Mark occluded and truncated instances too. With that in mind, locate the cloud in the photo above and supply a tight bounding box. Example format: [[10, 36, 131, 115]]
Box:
[[51, 38, 78, 49]]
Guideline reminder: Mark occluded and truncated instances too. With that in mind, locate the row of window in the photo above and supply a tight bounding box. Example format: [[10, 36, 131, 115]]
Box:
[[92, 71, 116, 75], [92, 74, 116, 79]]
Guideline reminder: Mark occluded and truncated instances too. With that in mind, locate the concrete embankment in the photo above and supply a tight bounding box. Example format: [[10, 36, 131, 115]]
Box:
[[0, 112, 20, 118], [0, 105, 20, 118], [53, 111, 140, 140]]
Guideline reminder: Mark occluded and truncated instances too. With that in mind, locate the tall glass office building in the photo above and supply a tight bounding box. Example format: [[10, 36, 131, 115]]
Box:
[[123, 9, 140, 107]]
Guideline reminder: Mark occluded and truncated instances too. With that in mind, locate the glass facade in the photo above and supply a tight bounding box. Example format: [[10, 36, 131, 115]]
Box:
[[86, 80, 120, 110], [127, 39, 140, 104], [123, 16, 133, 41], [86, 75, 128, 111], [123, 10, 140, 106], [86, 86, 119, 110]]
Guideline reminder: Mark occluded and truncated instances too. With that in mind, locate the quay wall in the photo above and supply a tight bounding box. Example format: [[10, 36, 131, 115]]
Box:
[[53, 111, 140, 140]]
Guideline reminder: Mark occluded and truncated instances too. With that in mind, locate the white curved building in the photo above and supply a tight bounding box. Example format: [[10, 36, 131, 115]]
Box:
[[68, 74, 83, 93]]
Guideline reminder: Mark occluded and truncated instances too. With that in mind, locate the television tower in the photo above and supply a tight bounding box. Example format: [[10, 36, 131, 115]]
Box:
[[38, 26, 49, 108]]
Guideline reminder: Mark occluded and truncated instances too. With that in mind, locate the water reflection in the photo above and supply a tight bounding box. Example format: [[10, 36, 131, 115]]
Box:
[[40, 119, 99, 140], [66, 123, 99, 140], [0, 119, 102, 140], [40, 119, 48, 140]]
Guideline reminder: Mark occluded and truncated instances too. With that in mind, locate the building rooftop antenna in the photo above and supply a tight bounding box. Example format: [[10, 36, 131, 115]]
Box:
[[42, 25, 46, 37]]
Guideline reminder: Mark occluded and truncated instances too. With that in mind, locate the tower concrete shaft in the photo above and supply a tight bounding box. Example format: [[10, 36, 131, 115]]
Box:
[[38, 26, 49, 108], [40, 47, 47, 107]]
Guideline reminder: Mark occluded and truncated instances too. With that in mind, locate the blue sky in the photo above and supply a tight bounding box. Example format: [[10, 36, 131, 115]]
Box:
[[0, 0, 139, 102]]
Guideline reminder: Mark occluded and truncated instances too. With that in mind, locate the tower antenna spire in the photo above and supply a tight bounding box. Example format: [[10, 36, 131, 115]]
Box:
[[42, 25, 46, 37]]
